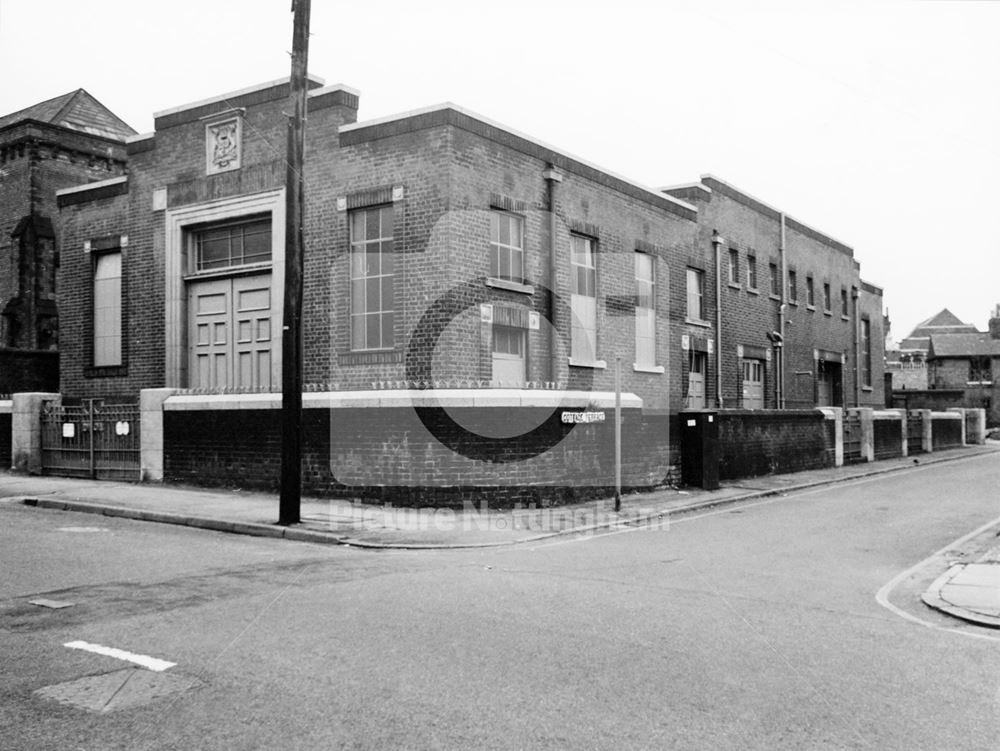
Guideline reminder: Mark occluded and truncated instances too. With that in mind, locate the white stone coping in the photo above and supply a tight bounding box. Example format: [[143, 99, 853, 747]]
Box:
[[55, 175, 128, 197], [0, 400, 11, 414], [164, 389, 642, 411], [152, 74, 329, 119], [873, 409, 906, 420], [818, 407, 841, 420], [126, 132, 154, 144], [930, 410, 963, 420]]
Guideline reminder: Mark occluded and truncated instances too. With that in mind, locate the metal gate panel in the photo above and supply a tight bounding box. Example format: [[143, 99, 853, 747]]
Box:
[[907, 413, 925, 454], [40, 400, 140, 480], [843, 413, 863, 464]]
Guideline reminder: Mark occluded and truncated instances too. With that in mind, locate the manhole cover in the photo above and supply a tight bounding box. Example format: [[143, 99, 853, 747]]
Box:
[[34, 668, 200, 712]]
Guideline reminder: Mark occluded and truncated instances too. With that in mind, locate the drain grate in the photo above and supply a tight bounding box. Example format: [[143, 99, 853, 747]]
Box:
[[34, 668, 200, 712]]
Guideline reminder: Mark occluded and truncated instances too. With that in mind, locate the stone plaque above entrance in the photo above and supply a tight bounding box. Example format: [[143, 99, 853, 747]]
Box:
[[205, 116, 242, 175]]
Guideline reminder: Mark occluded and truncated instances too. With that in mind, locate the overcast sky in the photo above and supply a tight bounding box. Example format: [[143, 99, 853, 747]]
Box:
[[2, 0, 997, 340]]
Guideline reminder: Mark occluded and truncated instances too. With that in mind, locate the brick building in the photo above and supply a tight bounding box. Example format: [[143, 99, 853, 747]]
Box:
[[664, 176, 885, 410], [0, 90, 133, 391], [52, 75, 887, 498], [924, 306, 1000, 426]]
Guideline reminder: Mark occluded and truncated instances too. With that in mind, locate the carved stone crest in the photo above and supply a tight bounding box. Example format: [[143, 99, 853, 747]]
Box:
[[205, 117, 241, 174]]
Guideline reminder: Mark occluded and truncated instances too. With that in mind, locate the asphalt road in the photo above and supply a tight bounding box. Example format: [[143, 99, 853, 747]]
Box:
[[2, 454, 999, 750]]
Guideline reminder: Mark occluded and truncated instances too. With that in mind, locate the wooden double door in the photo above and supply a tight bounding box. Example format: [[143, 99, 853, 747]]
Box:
[[187, 274, 275, 390]]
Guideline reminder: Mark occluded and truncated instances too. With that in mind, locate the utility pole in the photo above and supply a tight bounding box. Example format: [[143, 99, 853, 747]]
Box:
[[279, 0, 310, 525]]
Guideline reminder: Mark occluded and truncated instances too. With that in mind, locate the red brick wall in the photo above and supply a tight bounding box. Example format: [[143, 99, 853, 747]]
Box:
[[0, 349, 58, 392], [669, 179, 885, 411], [716, 410, 835, 479], [163, 406, 672, 508], [57, 191, 133, 398]]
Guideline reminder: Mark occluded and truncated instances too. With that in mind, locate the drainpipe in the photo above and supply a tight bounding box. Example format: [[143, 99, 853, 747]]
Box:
[[712, 230, 724, 408], [543, 165, 562, 384], [778, 213, 787, 409], [852, 285, 861, 407]]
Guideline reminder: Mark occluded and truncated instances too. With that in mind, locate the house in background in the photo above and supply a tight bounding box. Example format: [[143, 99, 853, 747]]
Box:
[[0, 90, 134, 392], [924, 306, 1000, 426]]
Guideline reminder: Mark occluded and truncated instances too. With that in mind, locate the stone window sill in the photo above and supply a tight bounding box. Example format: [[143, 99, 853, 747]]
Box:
[[568, 357, 607, 370], [685, 318, 712, 328], [633, 364, 665, 374], [486, 277, 535, 295]]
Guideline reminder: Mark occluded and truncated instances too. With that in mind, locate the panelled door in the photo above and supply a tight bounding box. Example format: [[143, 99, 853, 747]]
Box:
[[816, 360, 834, 406], [686, 352, 706, 409], [188, 274, 274, 389], [741, 358, 764, 409], [491, 325, 526, 385]]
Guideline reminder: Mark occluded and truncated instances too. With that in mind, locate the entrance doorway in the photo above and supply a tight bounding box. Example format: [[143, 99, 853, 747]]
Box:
[[741, 358, 765, 409], [187, 274, 274, 389], [491, 325, 526, 385], [816, 359, 842, 406], [686, 351, 706, 409]]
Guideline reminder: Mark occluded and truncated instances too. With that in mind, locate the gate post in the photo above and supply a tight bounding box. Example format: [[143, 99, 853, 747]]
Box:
[[896, 409, 908, 457], [966, 408, 987, 445], [140, 388, 176, 481], [858, 407, 874, 462], [820, 407, 844, 467], [11, 392, 60, 474], [918, 409, 933, 453]]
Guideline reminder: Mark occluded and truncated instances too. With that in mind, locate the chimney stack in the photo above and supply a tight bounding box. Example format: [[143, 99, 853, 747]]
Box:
[[989, 304, 1000, 339]]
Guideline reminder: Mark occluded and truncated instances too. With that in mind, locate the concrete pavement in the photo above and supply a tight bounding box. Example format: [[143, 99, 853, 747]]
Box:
[[922, 548, 1000, 629], [2, 442, 997, 551]]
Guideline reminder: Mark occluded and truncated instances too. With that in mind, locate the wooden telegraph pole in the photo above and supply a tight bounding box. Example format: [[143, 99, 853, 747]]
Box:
[[279, 0, 311, 525]]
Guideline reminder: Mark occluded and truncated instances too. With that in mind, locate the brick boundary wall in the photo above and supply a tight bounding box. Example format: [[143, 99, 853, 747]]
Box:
[[716, 410, 835, 481], [0, 350, 58, 393], [163, 407, 673, 509], [0, 413, 10, 469]]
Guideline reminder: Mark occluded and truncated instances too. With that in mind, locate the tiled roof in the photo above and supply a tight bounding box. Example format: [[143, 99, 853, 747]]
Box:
[[0, 89, 135, 140], [928, 333, 1000, 358]]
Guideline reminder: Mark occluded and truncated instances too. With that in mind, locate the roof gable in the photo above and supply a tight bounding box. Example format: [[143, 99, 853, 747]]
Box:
[[928, 333, 1000, 358], [0, 89, 135, 140], [905, 308, 978, 342]]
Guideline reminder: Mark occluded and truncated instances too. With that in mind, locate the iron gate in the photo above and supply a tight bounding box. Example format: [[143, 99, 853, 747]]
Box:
[[843, 412, 863, 464], [907, 412, 925, 454], [40, 400, 140, 480]]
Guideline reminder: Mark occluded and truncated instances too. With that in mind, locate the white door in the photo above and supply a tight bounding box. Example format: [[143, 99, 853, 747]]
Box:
[[686, 352, 706, 409], [188, 275, 274, 389], [491, 325, 526, 385], [741, 359, 764, 409]]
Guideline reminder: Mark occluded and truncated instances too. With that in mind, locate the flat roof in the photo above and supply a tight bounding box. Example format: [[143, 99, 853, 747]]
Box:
[[342, 102, 698, 218]]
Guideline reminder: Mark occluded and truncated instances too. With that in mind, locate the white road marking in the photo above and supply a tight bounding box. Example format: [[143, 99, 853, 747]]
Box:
[[874, 511, 1000, 643], [64, 641, 176, 672]]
